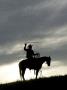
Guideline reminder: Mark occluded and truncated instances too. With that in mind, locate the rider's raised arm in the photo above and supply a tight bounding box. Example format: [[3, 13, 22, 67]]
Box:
[[24, 43, 27, 51]]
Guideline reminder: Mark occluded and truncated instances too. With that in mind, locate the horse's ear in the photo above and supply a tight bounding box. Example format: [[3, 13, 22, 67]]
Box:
[[49, 56, 51, 60], [49, 56, 51, 58]]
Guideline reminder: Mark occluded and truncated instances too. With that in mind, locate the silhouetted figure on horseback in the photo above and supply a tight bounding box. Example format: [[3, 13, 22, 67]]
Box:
[[24, 43, 38, 61], [19, 43, 51, 80]]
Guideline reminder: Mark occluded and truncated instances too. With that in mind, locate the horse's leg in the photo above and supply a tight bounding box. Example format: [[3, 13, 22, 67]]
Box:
[[36, 69, 39, 79], [19, 68, 22, 80], [22, 68, 26, 80], [19, 64, 23, 80]]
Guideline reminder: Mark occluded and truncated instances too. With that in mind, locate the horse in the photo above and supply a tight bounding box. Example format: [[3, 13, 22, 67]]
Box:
[[19, 56, 51, 80]]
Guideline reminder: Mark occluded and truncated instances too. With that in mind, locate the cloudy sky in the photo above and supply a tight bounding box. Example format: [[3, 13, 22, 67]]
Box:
[[0, 0, 67, 65]]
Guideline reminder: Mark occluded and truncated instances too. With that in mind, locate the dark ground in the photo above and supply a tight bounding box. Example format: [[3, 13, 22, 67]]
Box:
[[0, 75, 67, 90]]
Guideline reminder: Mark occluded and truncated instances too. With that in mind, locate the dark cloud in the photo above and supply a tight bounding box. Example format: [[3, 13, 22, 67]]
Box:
[[0, 0, 67, 64]]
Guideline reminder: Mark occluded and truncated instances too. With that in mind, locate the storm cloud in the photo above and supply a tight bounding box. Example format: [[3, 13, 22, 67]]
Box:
[[0, 0, 67, 65]]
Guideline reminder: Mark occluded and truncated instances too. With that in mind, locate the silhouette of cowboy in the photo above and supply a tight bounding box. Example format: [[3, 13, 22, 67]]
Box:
[[24, 43, 38, 60]]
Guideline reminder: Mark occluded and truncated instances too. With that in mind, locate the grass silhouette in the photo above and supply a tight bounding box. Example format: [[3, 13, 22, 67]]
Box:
[[0, 75, 67, 89]]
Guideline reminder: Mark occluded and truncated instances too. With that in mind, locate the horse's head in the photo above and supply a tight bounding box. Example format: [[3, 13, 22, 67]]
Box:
[[40, 56, 51, 66], [46, 56, 51, 66]]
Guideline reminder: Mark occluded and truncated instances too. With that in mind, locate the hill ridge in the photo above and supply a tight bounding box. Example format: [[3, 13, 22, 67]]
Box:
[[0, 75, 67, 89]]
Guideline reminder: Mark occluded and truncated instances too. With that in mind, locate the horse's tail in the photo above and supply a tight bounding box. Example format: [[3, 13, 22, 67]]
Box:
[[19, 62, 22, 80]]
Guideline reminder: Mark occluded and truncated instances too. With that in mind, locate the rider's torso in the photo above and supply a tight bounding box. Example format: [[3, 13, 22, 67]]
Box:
[[26, 49, 34, 59]]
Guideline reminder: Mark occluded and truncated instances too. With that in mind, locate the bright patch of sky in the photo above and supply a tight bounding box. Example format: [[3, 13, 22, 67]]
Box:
[[0, 60, 67, 84]]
